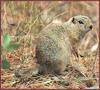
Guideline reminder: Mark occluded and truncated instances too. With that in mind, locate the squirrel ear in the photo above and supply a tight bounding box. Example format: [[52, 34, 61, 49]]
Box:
[[72, 17, 76, 24]]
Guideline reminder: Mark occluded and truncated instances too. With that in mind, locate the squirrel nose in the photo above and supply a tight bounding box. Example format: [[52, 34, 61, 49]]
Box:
[[89, 25, 93, 30]]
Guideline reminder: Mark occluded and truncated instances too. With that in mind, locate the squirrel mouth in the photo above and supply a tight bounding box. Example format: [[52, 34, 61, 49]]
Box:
[[80, 29, 91, 40], [86, 29, 91, 33]]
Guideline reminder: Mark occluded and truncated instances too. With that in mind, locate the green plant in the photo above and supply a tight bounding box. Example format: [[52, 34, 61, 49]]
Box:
[[1, 33, 19, 69]]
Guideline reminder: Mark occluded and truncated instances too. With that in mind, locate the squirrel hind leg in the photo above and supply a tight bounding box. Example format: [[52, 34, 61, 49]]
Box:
[[15, 66, 39, 80]]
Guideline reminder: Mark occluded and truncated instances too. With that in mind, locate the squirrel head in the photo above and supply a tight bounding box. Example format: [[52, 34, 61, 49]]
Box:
[[65, 15, 93, 42], [71, 15, 93, 33]]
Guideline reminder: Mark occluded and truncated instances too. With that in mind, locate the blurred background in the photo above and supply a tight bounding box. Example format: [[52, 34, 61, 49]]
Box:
[[1, 1, 99, 35], [1, 1, 99, 89]]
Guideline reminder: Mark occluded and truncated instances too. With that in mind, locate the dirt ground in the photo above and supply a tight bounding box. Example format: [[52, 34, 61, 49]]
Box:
[[1, 1, 99, 89]]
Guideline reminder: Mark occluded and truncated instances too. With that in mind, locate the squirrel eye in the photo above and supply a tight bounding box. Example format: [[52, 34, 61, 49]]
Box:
[[78, 20, 84, 24]]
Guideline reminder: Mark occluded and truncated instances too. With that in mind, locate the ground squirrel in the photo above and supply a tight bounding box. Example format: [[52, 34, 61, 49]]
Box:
[[15, 15, 93, 77]]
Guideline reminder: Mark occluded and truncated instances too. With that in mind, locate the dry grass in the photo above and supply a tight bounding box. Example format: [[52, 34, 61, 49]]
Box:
[[1, 1, 99, 89]]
